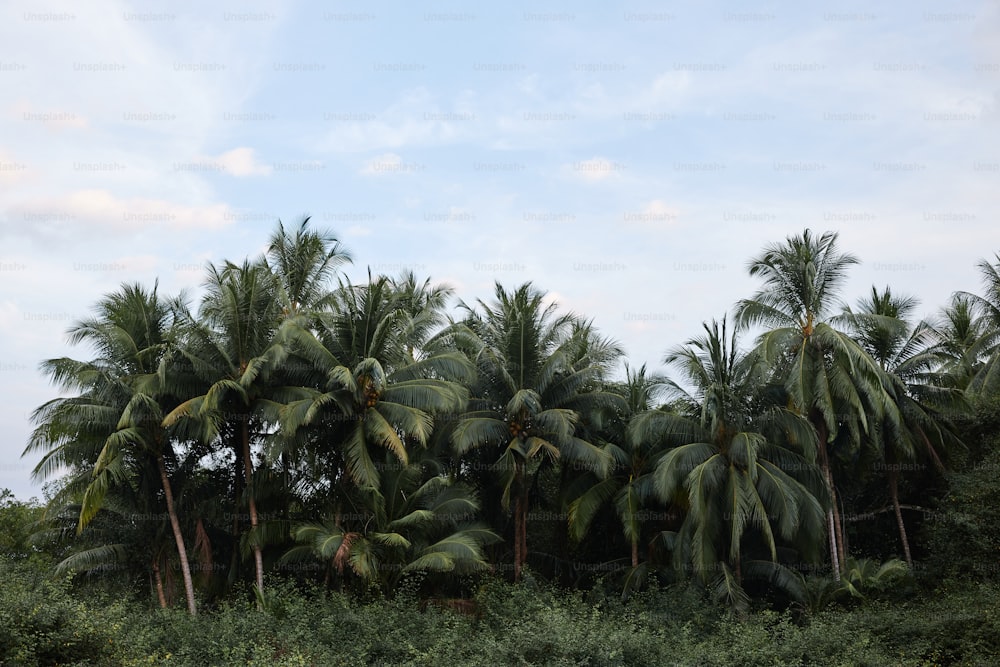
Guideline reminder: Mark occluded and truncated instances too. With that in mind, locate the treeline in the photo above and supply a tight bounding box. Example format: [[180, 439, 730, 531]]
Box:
[[18, 222, 1000, 616]]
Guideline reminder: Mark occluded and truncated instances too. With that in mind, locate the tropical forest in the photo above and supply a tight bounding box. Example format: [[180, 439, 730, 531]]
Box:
[[3, 221, 999, 666]]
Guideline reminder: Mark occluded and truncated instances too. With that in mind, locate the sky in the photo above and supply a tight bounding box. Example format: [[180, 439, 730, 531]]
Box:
[[1, 0, 998, 499]]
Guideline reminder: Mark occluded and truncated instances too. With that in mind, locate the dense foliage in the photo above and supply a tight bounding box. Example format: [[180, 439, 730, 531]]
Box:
[[8, 221, 1000, 663], [1, 553, 998, 666]]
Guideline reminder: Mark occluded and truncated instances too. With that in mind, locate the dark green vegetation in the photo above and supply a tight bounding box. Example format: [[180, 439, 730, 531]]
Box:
[[6, 222, 1000, 665]]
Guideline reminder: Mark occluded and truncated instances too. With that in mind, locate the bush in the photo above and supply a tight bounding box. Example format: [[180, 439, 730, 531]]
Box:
[[849, 581, 1000, 666], [2, 563, 997, 666], [0, 556, 117, 666], [922, 443, 1000, 583]]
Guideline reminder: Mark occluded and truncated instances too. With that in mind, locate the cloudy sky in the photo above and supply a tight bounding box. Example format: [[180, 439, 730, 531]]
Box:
[[1, 0, 998, 498]]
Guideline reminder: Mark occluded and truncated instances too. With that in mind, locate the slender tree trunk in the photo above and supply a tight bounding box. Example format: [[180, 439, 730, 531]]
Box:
[[556, 463, 570, 583], [513, 491, 523, 583], [826, 508, 840, 581], [230, 438, 243, 587], [193, 518, 213, 588], [520, 485, 528, 575], [242, 419, 265, 607], [281, 451, 291, 522], [832, 483, 847, 568], [156, 453, 197, 615], [152, 558, 167, 609], [631, 539, 639, 568], [888, 469, 913, 567], [512, 459, 525, 582], [814, 420, 842, 581]]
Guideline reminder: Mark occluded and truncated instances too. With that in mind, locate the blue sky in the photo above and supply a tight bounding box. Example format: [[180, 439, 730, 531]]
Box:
[[1, 0, 998, 498]]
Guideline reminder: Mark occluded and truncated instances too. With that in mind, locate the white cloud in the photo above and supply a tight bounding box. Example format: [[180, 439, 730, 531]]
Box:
[[8, 100, 89, 131], [542, 290, 565, 310], [197, 147, 272, 177], [345, 224, 373, 237], [633, 71, 691, 110], [113, 254, 161, 273], [360, 152, 403, 175], [622, 199, 681, 227], [6, 189, 234, 242], [566, 157, 626, 183], [319, 87, 477, 153], [325, 119, 446, 153], [0, 150, 30, 187]]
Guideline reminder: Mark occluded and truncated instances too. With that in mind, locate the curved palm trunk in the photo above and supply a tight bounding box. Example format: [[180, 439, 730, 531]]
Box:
[[513, 492, 522, 582], [826, 508, 840, 580], [832, 485, 847, 570], [888, 469, 913, 566], [520, 489, 528, 575], [242, 419, 265, 606], [513, 459, 528, 582], [814, 421, 842, 581], [156, 453, 197, 615], [193, 518, 213, 588], [281, 451, 291, 521], [230, 440, 244, 585], [152, 558, 167, 609], [631, 539, 639, 568]]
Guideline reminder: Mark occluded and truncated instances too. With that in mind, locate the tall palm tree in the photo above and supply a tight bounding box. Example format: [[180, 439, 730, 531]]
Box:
[[37, 478, 179, 609], [164, 260, 284, 604], [276, 273, 471, 495], [567, 364, 669, 568], [629, 318, 826, 588], [734, 230, 895, 579], [26, 283, 198, 614], [266, 216, 352, 318], [954, 254, 1000, 397], [959, 253, 1000, 326], [265, 217, 353, 510], [841, 286, 966, 566], [927, 295, 995, 392], [450, 282, 623, 581]]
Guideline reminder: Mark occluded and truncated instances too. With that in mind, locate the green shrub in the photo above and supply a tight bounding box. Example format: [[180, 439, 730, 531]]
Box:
[[922, 445, 1000, 583], [2, 561, 998, 666], [0, 556, 116, 667], [849, 581, 1000, 666]]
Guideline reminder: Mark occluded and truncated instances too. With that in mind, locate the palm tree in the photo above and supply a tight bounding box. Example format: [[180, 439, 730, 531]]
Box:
[[37, 481, 180, 609], [264, 217, 353, 511], [629, 318, 826, 588], [567, 364, 668, 569], [451, 282, 624, 581], [735, 229, 895, 579], [953, 254, 1000, 397], [958, 253, 1000, 327], [841, 286, 966, 566], [26, 283, 198, 614], [276, 273, 471, 494], [754, 555, 910, 616], [164, 260, 284, 605], [266, 216, 352, 319], [282, 452, 498, 596], [927, 295, 995, 392]]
